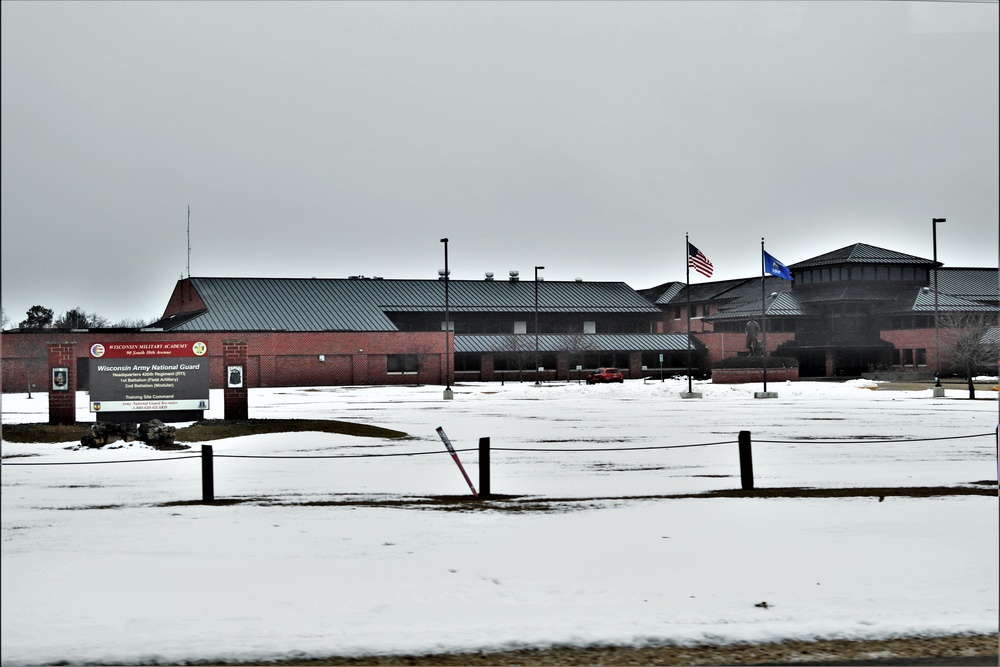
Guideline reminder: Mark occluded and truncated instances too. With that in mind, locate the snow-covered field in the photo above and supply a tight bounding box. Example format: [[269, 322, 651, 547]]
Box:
[[2, 379, 997, 666]]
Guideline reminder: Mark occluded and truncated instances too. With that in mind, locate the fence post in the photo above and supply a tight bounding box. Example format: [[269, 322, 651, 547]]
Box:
[[479, 437, 491, 499], [738, 430, 754, 490], [202, 444, 215, 503]]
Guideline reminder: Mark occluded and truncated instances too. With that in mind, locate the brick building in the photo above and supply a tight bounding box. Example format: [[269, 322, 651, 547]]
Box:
[[642, 243, 998, 378], [1, 274, 696, 393], [2, 242, 996, 392]]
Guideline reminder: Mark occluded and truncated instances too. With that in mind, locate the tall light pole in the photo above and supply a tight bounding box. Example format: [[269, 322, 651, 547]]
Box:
[[932, 218, 945, 387], [534, 265, 544, 386], [441, 238, 453, 400]]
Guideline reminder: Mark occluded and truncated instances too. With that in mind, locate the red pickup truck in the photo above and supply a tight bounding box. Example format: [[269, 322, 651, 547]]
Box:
[[586, 367, 624, 384]]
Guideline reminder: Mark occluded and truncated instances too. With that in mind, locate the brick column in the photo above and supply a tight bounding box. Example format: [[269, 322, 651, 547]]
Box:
[[223, 340, 249, 421], [629, 352, 643, 380], [481, 354, 495, 382], [352, 353, 369, 385], [47, 341, 77, 425], [825, 349, 836, 378]]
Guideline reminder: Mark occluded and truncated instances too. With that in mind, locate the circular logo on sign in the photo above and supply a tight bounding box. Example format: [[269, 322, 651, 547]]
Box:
[[192, 342, 207, 356], [90, 344, 106, 358]]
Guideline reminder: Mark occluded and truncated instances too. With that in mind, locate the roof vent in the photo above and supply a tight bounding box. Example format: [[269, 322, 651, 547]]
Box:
[[485, 272, 494, 281], [576, 277, 583, 282], [509, 270, 519, 282]]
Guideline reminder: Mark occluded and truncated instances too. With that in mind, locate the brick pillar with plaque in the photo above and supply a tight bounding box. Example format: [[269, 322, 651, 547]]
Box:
[[48, 341, 77, 425], [223, 340, 249, 421]]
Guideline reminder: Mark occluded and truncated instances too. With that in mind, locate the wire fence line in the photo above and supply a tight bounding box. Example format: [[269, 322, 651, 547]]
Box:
[[1, 431, 993, 467]]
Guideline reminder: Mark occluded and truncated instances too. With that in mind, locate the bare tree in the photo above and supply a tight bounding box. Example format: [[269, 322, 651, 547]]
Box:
[[939, 311, 1000, 399], [561, 332, 590, 382], [55, 307, 109, 329], [500, 334, 532, 382], [23, 337, 47, 399], [113, 317, 151, 329], [412, 345, 434, 383]]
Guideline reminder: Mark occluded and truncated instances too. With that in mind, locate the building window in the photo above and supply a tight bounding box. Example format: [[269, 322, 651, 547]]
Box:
[[387, 354, 419, 374], [514, 321, 527, 334], [673, 307, 681, 320], [902, 349, 914, 366], [584, 321, 596, 334], [916, 349, 927, 366], [454, 354, 481, 372]]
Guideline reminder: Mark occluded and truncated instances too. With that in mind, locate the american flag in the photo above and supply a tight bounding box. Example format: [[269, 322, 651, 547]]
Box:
[[688, 242, 714, 278]]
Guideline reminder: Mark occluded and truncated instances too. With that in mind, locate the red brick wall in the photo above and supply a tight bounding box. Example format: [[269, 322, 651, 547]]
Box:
[[697, 331, 796, 366], [1, 330, 449, 392], [880, 328, 946, 371], [161, 279, 207, 319], [711, 367, 799, 384]]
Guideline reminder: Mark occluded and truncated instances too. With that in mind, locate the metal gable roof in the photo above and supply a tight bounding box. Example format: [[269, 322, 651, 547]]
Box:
[[387, 279, 660, 312], [931, 268, 999, 302], [158, 277, 659, 332], [648, 282, 684, 305], [910, 288, 999, 313], [170, 278, 399, 331], [711, 291, 805, 320], [454, 333, 694, 354], [790, 243, 933, 269]]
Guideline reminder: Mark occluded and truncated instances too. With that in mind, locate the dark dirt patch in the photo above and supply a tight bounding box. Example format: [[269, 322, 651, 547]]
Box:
[[694, 485, 996, 499], [1, 422, 92, 444], [161, 634, 999, 666], [154, 486, 996, 513], [0, 419, 410, 447], [175, 419, 409, 442]]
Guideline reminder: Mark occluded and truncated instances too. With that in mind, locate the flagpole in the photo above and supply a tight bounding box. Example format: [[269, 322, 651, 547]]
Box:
[[685, 233, 693, 395], [761, 237, 768, 393]]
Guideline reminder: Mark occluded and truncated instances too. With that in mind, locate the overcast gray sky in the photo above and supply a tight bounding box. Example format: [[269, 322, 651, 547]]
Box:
[[2, 1, 997, 326]]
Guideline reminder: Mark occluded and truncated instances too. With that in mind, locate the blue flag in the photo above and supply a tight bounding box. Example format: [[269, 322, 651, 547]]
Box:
[[764, 251, 792, 280]]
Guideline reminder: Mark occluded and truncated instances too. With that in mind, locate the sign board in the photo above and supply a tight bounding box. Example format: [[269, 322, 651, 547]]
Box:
[[88, 341, 209, 414]]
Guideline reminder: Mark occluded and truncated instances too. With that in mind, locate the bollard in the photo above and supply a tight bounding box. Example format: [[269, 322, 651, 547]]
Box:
[[202, 444, 215, 503], [479, 437, 491, 499], [738, 430, 754, 491]]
